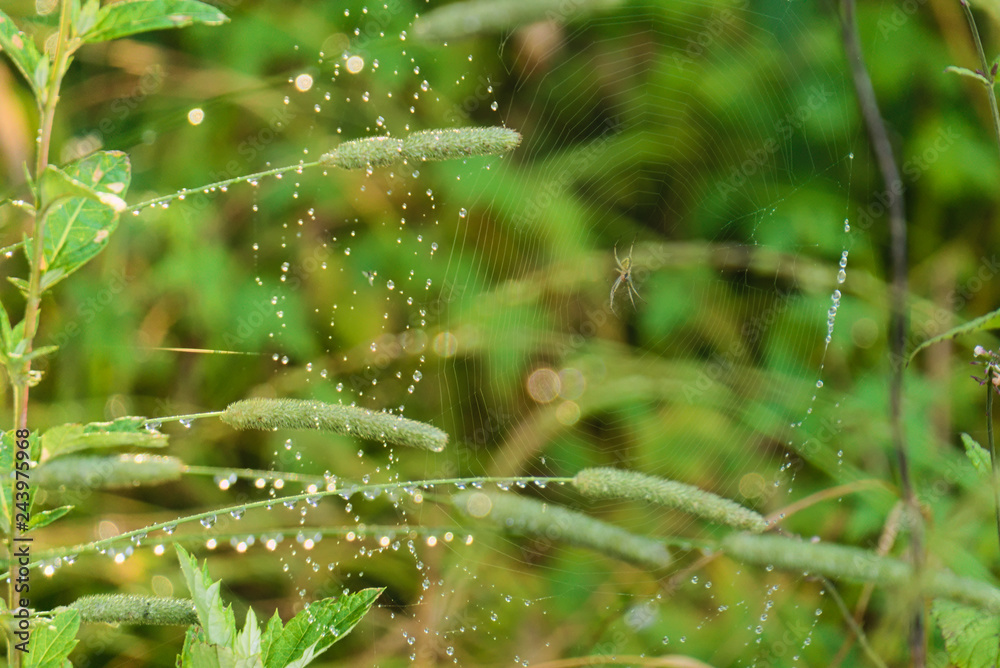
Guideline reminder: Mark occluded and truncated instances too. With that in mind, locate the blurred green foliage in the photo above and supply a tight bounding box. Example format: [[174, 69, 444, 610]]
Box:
[[2, 0, 1000, 665]]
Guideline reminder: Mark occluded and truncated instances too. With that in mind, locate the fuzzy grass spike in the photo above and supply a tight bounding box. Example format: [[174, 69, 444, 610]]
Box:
[[69, 595, 198, 625], [574, 467, 768, 532], [320, 127, 520, 169], [221, 398, 448, 452], [454, 490, 670, 569], [723, 533, 1000, 612]]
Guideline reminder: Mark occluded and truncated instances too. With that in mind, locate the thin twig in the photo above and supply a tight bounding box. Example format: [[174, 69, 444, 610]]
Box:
[[838, 0, 924, 664]]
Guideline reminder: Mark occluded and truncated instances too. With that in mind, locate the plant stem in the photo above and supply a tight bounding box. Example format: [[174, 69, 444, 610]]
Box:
[[125, 160, 323, 214], [960, 0, 1000, 160], [838, 0, 923, 663], [7, 3, 73, 664]]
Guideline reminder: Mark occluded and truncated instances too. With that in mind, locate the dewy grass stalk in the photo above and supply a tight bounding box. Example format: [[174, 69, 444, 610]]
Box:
[[220, 398, 449, 452], [453, 490, 671, 569], [33, 454, 183, 489], [573, 467, 768, 533], [723, 533, 1000, 612], [320, 127, 521, 169], [412, 0, 624, 41], [68, 595, 197, 625]]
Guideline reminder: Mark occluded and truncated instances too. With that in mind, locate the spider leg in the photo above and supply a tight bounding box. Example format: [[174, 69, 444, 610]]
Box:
[[630, 282, 646, 304], [610, 275, 622, 312], [614, 245, 622, 269]]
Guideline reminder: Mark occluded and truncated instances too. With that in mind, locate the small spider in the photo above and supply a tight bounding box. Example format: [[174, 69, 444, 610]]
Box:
[[610, 241, 645, 313]]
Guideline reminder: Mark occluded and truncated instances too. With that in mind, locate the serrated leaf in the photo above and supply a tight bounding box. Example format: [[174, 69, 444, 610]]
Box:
[[24, 608, 80, 668], [283, 641, 322, 668], [961, 433, 992, 476], [26, 150, 130, 291], [0, 9, 43, 97], [27, 505, 73, 531], [262, 588, 382, 668], [259, 610, 283, 659], [83, 0, 228, 43], [945, 65, 992, 85], [184, 637, 225, 668], [932, 599, 1000, 668], [235, 607, 263, 659], [176, 545, 236, 649], [908, 307, 1000, 365], [41, 419, 168, 460]]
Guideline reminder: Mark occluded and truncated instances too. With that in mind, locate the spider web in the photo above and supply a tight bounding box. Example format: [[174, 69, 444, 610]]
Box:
[[28, 0, 904, 665]]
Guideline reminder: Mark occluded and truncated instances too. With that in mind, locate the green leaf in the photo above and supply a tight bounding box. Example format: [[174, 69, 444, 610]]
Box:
[[262, 588, 382, 668], [24, 608, 80, 668], [234, 607, 263, 659], [26, 150, 130, 291], [83, 0, 228, 43], [40, 164, 112, 207], [0, 298, 12, 362], [961, 433, 992, 476], [176, 545, 237, 649], [75, 0, 100, 36], [908, 306, 1000, 365], [259, 610, 283, 659], [41, 418, 168, 460], [945, 65, 992, 85], [8, 276, 29, 296], [0, 432, 14, 535], [27, 505, 74, 531], [1, 429, 41, 536], [181, 627, 225, 668], [0, 9, 43, 97], [932, 599, 1000, 668]]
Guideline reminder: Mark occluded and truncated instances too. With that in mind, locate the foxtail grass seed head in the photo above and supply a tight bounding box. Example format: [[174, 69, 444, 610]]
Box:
[[574, 467, 768, 532], [320, 127, 521, 169], [321, 136, 404, 170], [412, 0, 624, 41], [33, 454, 183, 489], [221, 398, 448, 452], [69, 595, 198, 625], [400, 127, 522, 162], [454, 490, 671, 569], [722, 533, 1000, 611]]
